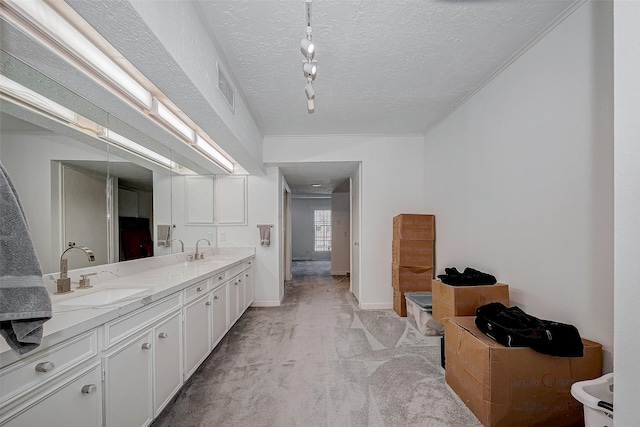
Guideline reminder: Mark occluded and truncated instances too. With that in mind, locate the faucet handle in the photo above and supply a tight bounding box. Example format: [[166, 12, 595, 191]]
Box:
[[78, 273, 97, 289]]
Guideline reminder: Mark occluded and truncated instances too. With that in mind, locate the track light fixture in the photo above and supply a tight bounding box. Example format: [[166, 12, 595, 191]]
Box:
[[302, 62, 317, 80], [301, 0, 316, 114]]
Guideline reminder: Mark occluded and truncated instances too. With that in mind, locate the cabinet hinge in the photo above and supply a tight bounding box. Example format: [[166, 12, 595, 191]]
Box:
[[101, 368, 106, 382]]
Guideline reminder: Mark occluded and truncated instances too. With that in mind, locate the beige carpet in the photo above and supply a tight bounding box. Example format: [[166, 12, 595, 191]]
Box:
[[152, 261, 481, 427]]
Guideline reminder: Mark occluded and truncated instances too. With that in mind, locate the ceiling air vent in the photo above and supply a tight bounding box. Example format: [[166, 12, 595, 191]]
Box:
[[217, 63, 235, 113]]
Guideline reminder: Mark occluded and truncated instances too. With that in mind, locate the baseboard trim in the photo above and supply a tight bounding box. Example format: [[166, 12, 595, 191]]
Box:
[[250, 301, 282, 307], [359, 302, 393, 310], [331, 270, 349, 276]]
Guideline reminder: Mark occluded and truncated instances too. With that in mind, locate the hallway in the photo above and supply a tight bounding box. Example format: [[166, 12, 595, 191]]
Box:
[[152, 261, 480, 426]]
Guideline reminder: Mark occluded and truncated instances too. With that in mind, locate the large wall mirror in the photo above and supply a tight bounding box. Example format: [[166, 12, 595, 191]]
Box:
[[0, 52, 216, 274]]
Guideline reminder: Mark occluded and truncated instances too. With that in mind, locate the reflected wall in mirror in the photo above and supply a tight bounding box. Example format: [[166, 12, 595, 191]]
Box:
[[0, 53, 217, 274]]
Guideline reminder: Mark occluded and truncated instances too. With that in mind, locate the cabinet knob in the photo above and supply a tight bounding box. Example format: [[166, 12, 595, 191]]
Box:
[[219, 276, 223, 280], [158, 332, 168, 339], [206, 301, 212, 306], [214, 295, 219, 300], [142, 343, 151, 350], [246, 274, 249, 277], [248, 262, 252, 265], [197, 287, 203, 292], [35, 361, 55, 373], [81, 384, 97, 394], [238, 278, 242, 283]]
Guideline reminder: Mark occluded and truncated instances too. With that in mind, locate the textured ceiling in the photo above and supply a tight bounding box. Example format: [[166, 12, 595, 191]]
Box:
[[198, 0, 578, 136], [275, 162, 358, 194]]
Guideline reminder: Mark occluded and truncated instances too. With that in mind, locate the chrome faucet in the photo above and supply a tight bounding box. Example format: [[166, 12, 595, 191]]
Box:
[[171, 238, 184, 253], [194, 238, 211, 260], [56, 243, 95, 294]]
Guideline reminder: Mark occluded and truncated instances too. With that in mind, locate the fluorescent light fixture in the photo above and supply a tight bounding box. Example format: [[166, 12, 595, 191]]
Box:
[[305, 82, 315, 100], [150, 97, 195, 143], [3, 0, 152, 110], [0, 75, 77, 123], [303, 62, 317, 80], [300, 38, 315, 60], [307, 98, 315, 114], [98, 126, 174, 169], [311, 184, 321, 187], [195, 135, 234, 173]]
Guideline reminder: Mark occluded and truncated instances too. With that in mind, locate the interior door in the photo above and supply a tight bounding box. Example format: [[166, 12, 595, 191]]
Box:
[[350, 165, 361, 304]]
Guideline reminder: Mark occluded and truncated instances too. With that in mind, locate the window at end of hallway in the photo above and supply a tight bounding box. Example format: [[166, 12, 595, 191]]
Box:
[[314, 209, 331, 252]]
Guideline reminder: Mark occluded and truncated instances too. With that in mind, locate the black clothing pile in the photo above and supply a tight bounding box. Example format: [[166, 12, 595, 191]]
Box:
[[437, 267, 497, 286], [475, 302, 584, 357]]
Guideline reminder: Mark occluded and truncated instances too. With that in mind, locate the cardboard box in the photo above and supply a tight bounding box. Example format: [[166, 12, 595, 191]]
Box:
[[445, 317, 602, 427], [392, 239, 434, 267], [393, 214, 435, 240], [393, 288, 407, 317], [392, 265, 433, 291], [432, 279, 509, 323]]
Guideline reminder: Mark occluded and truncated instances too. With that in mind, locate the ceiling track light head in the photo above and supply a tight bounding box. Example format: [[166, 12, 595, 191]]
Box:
[[302, 62, 317, 80], [305, 82, 315, 100], [300, 38, 315, 60], [307, 98, 315, 114]]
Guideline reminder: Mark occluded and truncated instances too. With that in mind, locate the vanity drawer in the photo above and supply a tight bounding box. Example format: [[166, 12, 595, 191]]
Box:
[[104, 294, 181, 349], [211, 271, 227, 288], [184, 280, 210, 303], [0, 329, 97, 405], [227, 263, 245, 278]]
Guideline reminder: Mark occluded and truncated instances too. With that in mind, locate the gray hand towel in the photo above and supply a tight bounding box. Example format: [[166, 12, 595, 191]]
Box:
[[0, 162, 52, 354], [258, 224, 271, 247]]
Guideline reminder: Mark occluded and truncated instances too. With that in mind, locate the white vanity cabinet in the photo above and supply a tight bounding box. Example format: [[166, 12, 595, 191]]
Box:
[[243, 264, 254, 312], [211, 283, 228, 348], [183, 280, 212, 379], [103, 331, 154, 427], [101, 293, 183, 427], [0, 330, 100, 427], [153, 311, 183, 416]]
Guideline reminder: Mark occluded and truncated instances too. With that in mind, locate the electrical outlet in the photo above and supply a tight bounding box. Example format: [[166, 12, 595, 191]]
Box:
[[220, 232, 226, 242]]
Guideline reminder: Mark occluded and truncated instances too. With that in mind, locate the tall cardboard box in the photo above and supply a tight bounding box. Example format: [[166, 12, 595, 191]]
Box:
[[392, 265, 433, 292], [392, 239, 434, 268], [432, 279, 510, 323], [393, 288, 407, 317], [393, 214, 435, 240], [445, 317, 602, 427]]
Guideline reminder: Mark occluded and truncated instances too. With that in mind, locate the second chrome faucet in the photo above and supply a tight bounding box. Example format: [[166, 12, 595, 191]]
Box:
[[193, 238, 211, 261]]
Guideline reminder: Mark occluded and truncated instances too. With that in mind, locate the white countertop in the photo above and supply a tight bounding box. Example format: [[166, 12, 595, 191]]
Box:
[[0, 247, 255, 367]]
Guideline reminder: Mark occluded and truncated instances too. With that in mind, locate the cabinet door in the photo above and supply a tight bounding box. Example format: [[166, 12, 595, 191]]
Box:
[[154, 311, 183, 416], [243, 267, 254, 312], [211, 285, 228, 348], [103, 332, 153, 427], [228, 279, 239, 326], [183, 294, 212, 379], [2, 364, 101, 427]]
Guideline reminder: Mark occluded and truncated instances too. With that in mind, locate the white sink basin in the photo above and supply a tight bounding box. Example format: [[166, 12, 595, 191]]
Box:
[[59, 288, 148, 306]]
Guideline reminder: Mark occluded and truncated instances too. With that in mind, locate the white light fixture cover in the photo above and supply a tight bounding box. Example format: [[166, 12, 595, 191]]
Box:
[[300, 38, 315, 60], [150, 97, 195, 143], [195, 135, 234, 173], [0, 75, 77, 123], [307, 98, 315, 114], [3, 0, 153, 110], [98, 127, 174, 169], [302, 62, 317, 80]]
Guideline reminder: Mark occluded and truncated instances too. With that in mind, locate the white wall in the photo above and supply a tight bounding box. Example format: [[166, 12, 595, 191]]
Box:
[[331, 192, 350, 275], [264, 135, 425, 308], [215, 167, 281, 306], [423, 1, 614, 370], [291, 197, 332, 261], [613, 1, 640, 423]]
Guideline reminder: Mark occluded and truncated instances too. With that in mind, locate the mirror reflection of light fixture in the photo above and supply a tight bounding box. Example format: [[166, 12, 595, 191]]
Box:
[[194, 135, 234, 173], [98, 126, 174, 170], [307, 99, 315, 114], [0, 75, 77, 123], [302, 62, 317, 80], [2, 0, 153, 110], [150, 97, 195, 143]]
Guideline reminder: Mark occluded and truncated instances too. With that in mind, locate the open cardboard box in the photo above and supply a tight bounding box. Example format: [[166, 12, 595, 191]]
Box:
[[445, 317, 602, 427]]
